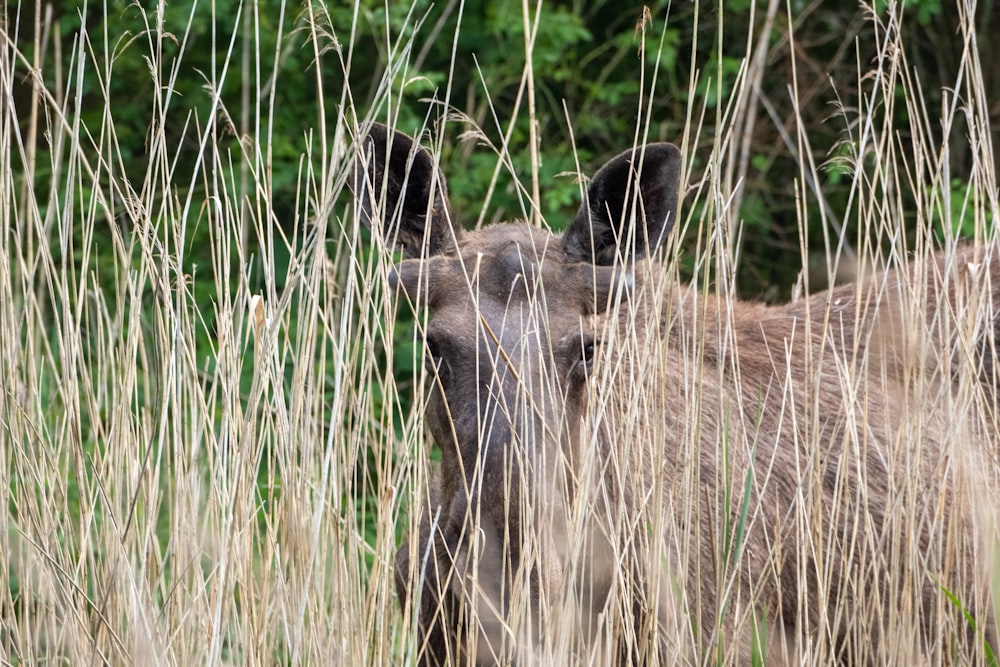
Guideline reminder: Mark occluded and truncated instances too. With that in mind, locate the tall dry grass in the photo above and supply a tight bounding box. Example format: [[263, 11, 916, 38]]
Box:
[[0, 0, 997, 665]]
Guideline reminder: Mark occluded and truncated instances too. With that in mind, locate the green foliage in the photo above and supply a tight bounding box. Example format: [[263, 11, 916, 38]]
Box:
[[934, 177, 992, 239], [875, 0, 943, 25], [750, 610, 768, 667]]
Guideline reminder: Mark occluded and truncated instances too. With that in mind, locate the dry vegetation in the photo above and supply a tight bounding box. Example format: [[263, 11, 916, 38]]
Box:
[[1, 0, 998, 665]]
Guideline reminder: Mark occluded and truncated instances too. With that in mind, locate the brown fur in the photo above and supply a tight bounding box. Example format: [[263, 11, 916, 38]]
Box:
[[355, 123, 1000, 665]]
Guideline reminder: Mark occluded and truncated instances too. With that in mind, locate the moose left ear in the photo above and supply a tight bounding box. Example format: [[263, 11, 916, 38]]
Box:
[[562, 143, 681, 265], [352, 123, 461, 257]]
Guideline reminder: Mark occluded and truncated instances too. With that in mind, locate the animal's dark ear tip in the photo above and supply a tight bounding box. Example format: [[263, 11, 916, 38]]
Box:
[[638, 143, 682, 177], [351, 123, 380, 189], [655, 142, 681, 158], [358, 122, 390, 148], [369, 122, 389, 139]]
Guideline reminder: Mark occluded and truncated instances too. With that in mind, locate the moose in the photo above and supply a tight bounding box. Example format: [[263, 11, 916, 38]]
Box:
[[354, 123, 999, 665]]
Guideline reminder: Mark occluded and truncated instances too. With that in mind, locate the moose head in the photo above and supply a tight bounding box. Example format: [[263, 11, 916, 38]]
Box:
[[354, 123, 682, 664]]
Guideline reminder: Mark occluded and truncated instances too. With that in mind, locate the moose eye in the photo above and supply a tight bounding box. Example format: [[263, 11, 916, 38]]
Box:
[[575, 337, 599, 376]]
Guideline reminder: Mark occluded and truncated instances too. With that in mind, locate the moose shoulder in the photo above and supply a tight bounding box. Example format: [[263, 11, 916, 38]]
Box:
[[353, 123, 999, 665]]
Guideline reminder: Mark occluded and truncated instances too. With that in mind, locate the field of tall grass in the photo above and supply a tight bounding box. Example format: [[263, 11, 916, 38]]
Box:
[[2, 0, 998, 664]]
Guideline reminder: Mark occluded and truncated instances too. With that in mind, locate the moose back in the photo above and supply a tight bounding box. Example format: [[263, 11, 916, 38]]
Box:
[[354, 123, 999, 665]]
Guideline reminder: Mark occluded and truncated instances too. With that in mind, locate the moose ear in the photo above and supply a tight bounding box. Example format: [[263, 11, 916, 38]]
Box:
[[352, 123, 460, 257], [562, 143, 681, 265]]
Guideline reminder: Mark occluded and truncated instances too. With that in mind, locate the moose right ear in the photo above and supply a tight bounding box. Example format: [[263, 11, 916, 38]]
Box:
[[562, 142, 681, 266], [352, 123, 461, 257]]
